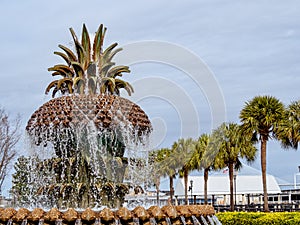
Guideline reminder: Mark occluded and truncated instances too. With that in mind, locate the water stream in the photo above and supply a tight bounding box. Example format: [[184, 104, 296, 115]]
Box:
[[165, 217, 172, 225], [180, 215, 187, 225], [133, 218, 140, 225], [149, 217, 157, 225]]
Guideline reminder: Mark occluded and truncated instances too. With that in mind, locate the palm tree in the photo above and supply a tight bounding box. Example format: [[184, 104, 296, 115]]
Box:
[[211, 122, 257, 211], [278, 100, 300, 149], [239, 95, 286, 212], [149, 148, 170, 205], [173, 138, 195, 205], [192, 134, 212, 204], [156, 148, 181, 203]]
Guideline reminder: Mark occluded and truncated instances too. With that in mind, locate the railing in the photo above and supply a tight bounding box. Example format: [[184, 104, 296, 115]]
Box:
[[214, 203, 300, 212], [173, 193, 300, 212]]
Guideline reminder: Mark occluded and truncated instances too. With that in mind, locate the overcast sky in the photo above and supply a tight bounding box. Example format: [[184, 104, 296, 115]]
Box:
[[0, 0, 300, 195]]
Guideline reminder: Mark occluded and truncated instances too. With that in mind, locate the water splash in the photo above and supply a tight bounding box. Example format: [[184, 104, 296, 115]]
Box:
[[149, 218, 157, 225], [38, 219, 44, 225], [21, 219, 27, 225], [133, 218, 140, 225], [212, 215, 222, 225], [94, 218, 101, 225], [180, 216, 187, 225], [207, 215, 215, 225], [75, 219, 82, 225], [6, 219, 12, 225], [17, 101, 152, 209], [200, 215, 209, 225], [55, 219, 62, 225], [191, 215, 201, 225], [115, 219, 121, 225], [95, 218, 101, 225], [165, 217, 172, 225]]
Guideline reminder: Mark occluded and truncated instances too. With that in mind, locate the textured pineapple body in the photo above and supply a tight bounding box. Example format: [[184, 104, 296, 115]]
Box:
[[26, 94, 152, 146]]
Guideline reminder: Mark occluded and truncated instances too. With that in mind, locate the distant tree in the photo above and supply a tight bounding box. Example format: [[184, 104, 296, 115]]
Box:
[[11, 155, 60, 208], [240, 95, 286, 212], [173, 138, 195, 205], [0, 107, 21, 193], [149, 148, 170, 205], [278, 100, 300, 149], [212, 122, 257, 211], [192, 133, 216, 204], [154, 147, 179, 202], [11, 156, 32, 206]]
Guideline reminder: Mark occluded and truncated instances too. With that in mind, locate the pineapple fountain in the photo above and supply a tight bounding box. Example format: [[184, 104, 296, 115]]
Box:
[[3, 24, 221, 225]]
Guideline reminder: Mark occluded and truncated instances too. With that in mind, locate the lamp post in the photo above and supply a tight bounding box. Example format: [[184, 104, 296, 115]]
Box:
[[293, 166, 300, 189], [188, 180, 193, 204]]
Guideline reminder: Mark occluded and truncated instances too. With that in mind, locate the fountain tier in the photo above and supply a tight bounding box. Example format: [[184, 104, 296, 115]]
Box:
[[0, 205, 216, 225], [26, 94, 152, 145]]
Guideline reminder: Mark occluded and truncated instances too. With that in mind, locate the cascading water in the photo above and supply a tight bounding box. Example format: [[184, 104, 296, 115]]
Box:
[[180, 215, 187, 225], [149, 217, 157, 225], [207, 215, 215, 225], [191, 215, 201, 225], [212, 215, 222, 225], [14, 94, 152, 209]]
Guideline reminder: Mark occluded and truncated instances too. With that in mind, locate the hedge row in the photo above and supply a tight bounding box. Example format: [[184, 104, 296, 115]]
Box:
[[216, 212, 300, 225]]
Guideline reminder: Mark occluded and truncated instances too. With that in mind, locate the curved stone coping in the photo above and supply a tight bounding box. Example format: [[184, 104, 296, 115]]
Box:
[[0, 205, 215, 224]]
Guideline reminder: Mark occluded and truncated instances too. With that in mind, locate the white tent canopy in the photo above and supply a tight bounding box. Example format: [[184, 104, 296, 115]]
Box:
[[174, 175, 281, 196], [174, 164, 281, 196]]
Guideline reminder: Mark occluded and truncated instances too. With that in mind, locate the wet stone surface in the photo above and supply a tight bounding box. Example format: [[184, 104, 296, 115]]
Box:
[[0, 205, 217, 225]]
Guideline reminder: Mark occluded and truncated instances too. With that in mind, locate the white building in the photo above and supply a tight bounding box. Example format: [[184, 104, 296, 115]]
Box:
[[172, 164, 282, 205]]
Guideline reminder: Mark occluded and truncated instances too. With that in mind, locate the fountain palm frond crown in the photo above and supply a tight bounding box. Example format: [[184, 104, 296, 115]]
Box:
[[45, 24, 133, 97]]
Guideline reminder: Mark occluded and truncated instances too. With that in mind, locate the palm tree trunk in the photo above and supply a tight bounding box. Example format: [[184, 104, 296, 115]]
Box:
[[184, 169, 188, 205], [204, 168, 209, 204], [261, 136, 269, 212], [155, 177, 160, 206], [170, 176, 174, 202], [229, 163, 234, 211]]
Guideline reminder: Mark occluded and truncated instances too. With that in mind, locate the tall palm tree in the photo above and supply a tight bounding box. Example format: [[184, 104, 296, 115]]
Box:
[[149, 148, 171, 205], [173, 138, 195, 205], [240, 95, 286, 212], [278, 100, 300, 149], [211, 122, 257, 211], [156, 148, 180, 202], [192, 134, 212, 204]]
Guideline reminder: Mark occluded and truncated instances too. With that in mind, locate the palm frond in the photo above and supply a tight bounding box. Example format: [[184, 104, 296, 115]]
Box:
[[108, 66, 130, 78], [88, 77, 97, 95], [58, 44, 77, 62], [93, 24, 106, 62], [54, 51, 71, 66], [45, 80, 59, 95], [81, 24, 91, 64], [71, 62, 85, 78], [48, 64, 74, 77], [57, 78, 73, 91], [70, 27, 86, 67]]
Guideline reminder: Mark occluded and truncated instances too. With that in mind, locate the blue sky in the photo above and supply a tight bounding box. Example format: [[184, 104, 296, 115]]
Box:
[[0, 0, 300, 194]]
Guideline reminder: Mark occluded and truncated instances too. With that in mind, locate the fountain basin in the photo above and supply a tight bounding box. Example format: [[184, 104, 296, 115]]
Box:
[[0, 205, 217, 225]]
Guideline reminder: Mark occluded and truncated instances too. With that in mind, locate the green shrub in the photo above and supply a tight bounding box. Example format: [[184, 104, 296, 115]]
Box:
[[216, 212, 300, 225]]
